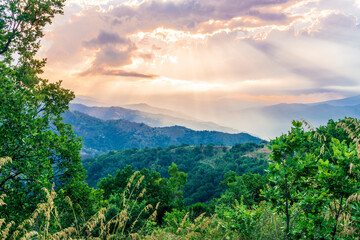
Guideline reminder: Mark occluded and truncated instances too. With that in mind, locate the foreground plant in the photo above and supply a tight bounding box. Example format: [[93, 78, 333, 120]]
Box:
[[265, 119, 360, 240], [0, 171, 159, 239], [0, 0, 100, 224]]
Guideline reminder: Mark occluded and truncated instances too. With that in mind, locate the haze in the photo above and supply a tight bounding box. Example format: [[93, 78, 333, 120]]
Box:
[[39, 0, 360, 138]]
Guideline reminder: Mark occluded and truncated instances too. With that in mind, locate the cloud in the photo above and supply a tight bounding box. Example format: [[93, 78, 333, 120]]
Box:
[[40, 0, 360, 118], [245, 32, 359, 90], [305, 12, 358, 40], [43, 0, 309, 75], [79, 30, 158, 77], [83, 30, 129, 47], [79, 67, 158, 79], [108, 0, 304, 33], [96, 46, 133, 66]]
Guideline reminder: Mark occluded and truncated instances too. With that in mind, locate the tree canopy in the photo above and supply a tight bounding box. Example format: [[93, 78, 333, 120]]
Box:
[[0, 0, 99, 224]]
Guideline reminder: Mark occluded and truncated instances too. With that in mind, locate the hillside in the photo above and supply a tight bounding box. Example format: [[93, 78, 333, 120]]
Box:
[[319, 95, 360, 106], [83, 142, 270, 205], [62, 111, 263, 157], [215, 95, 360, 139], [69, 103, 238, 133]]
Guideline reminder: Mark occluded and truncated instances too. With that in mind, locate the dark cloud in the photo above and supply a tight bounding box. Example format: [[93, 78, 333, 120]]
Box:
[[102, 70, 159, 79], [81, 31, 141, 77], [78, 30, 156, 79], [108, 0, 301, 31], [138, 52, 154, 60], [83, 31, 128, 47], [248, 10, 288, 22], [78, 67, 158, 79], [93, 46, 133, 67]]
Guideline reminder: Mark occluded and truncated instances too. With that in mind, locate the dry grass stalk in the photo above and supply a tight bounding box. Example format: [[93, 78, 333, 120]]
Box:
[[0, 194, 6, 207], [0, 221, 14, 239], [301, 119, 314, 131], [337, 119, 360, 158], [0, 157, 11, 169], [0, 169, 165, 240]]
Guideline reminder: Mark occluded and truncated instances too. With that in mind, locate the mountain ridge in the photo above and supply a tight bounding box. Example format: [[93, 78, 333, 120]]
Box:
[[62, 111, 263, 158], [69, 103, 239, 133]]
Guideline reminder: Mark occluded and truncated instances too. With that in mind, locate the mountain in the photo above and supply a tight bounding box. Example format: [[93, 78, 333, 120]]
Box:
[[69, 103, 238, 133], [70, 95, 360, 140], [124, 103, 192, 119], [220, 95, 360, 140], [255, 103, 360, 126], [62, 111, 263, 158], [83, 142, 270, 204], [71, 95, 104, 106], [316, 95, 360, 107]]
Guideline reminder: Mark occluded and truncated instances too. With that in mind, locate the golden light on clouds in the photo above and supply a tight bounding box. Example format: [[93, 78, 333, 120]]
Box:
[[39, 0, 360, 134], [134, 27, 208, 43]]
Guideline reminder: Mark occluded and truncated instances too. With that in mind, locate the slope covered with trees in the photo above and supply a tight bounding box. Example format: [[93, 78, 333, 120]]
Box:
[[62, 110, 263, 157], [83, 142, 269, 204], [69, 103, 238, 133]]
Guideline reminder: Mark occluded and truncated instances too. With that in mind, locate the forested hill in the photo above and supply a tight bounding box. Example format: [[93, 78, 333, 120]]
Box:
[[62, 111, 263, 157], [83, 142, 270, 205], [69, 103, 238, 133]]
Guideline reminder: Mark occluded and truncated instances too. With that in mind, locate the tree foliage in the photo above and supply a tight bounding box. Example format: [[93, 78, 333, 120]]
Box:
[[98, 164, 187, 225], [83, 142, 269, 204], [265, 119, 360, 239], [0, 0, 99, 224]]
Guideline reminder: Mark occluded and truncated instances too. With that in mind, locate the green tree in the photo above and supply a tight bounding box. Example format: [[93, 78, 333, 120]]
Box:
[[0, 0, 99, 224], [98, 165, 178, 225], [218, 171, 267, 206], [264, 121, 310, 240], [292, 119, 360, 239], [265, 119, 360, 239], [168, 162, 187, 208]]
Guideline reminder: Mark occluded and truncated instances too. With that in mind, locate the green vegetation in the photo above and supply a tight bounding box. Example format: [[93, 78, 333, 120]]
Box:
[[265, 119, 360, 239], [83, 142, 269, 205], [4, 115, 360, 239], [0, 0, 101, 228], [1, 1, 360, 239], [62, 110, 263, 157]]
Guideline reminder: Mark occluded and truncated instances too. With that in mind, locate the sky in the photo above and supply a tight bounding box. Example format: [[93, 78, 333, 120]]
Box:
[[39, 0, 360, 135]]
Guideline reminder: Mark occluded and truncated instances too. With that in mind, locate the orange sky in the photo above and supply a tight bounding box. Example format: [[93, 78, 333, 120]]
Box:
[[39, 0, 360, 114]]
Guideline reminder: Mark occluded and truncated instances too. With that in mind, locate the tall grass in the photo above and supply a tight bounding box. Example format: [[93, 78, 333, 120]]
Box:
[[0, 168, 284, 240], [0, 158, 292, 239], [0, 170, 159, 239]]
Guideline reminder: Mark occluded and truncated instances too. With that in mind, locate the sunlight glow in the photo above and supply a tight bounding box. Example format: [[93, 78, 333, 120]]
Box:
[[144, 77, 230, 92]]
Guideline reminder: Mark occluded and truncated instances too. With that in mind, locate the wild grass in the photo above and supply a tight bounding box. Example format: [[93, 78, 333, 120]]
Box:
[[3, 150, 358, 239], [0, 164, 284, 240], [0, 170, 159, 239]]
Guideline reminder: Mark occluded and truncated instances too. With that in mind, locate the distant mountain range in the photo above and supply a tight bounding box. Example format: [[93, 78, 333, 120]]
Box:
[[316, 95, 360, 107], [62, 110, 263, 158], [69, 94, 360, 141], [221, 95, 360, 139], [69, 103, 238, 133]]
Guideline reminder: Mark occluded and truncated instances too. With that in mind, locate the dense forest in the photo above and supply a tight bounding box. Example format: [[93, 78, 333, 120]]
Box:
[[62, 110, 262, 157], [1, 1, 360, 240], [83, 142, 269, 204]]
